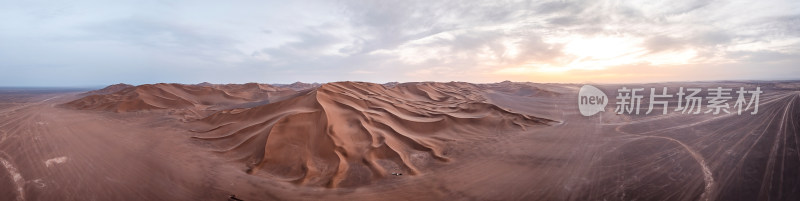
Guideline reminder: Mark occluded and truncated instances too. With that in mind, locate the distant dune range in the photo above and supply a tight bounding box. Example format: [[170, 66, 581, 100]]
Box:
[[63, 82, 300, 119], [62, 81, 557, 187]]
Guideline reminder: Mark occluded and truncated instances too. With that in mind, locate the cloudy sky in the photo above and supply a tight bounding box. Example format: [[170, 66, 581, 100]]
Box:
[[1, 0, 799, 86]]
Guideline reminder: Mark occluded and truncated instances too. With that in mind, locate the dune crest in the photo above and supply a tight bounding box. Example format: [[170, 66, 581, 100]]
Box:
[[191, 81, 556, 187]]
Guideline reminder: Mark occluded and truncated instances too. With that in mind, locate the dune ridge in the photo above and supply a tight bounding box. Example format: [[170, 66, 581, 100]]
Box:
[[273, 81, 323, 91], [190, 81, 556, 187]]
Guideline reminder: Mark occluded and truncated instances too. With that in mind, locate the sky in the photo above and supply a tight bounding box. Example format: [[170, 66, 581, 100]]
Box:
[[1, 0, 799, 86]]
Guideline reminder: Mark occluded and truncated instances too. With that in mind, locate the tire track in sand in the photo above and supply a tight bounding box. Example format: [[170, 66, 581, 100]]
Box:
[[614, 120, 716, 201], [0, 151, 25, 201]]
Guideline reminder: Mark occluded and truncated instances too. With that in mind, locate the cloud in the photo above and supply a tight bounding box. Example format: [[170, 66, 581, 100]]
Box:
[[0, 0, 798, 86], [644, 35, 684, 53], [80, 17, 240, 57], [349, 70, 375, 74]]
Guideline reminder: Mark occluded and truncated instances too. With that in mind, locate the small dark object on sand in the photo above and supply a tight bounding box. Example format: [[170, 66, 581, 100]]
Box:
[[229, 194, 244, 201], [391, 172, 403, 176]]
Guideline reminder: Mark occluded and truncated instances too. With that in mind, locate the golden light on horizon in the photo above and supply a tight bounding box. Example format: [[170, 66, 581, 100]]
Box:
[[491, 34, 703, 83]]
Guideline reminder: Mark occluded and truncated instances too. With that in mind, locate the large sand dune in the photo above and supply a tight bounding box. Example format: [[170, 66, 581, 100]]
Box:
[[190, 81, 555, 187]]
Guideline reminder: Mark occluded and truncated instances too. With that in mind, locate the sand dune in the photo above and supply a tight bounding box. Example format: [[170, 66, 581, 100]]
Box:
[[273, 81, 323, 91], [80, 83, 134, 96], [62, 83, 297, 118], [190, 81, 556, 187], [210, 83, 294, 101]]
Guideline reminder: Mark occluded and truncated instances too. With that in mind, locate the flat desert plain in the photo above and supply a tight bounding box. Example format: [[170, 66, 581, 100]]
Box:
[[0, 81, 798, 201]]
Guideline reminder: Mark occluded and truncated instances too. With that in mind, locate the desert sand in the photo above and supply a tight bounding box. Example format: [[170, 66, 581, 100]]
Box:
[[0, 81, 798, 200]]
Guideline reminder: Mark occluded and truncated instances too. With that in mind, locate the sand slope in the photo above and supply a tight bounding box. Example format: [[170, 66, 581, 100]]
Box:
[[190, 81, 556, 187], [210, 83, 294, 101]]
